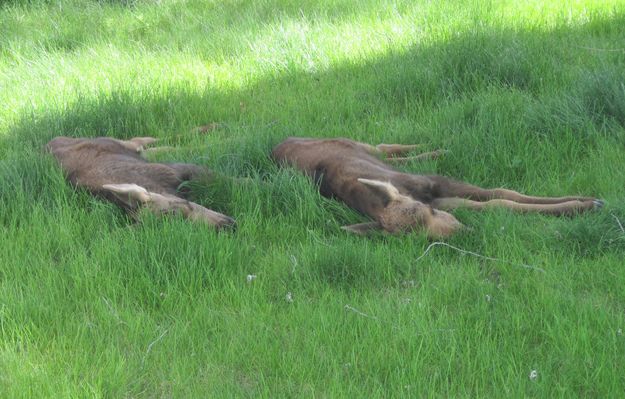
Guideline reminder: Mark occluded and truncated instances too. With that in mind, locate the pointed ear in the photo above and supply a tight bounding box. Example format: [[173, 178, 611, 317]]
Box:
[[341, 221, 382, 235], [357, 178, 402, 203], [102, 184, 151, 207]]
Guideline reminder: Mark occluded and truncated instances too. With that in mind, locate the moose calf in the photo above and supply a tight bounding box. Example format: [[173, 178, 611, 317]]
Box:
[[47, 136, 235, 229], [272, 137, 603, 238]]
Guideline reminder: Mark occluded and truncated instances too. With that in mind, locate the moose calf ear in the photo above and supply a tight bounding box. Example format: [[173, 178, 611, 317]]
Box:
[[357, 178, 402, 204], [102, 184, 151, 207], [341, 222, 382, 235]]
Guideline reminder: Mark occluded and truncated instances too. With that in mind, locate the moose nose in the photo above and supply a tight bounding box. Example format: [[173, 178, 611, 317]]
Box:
[[426, 210, 464, 238]]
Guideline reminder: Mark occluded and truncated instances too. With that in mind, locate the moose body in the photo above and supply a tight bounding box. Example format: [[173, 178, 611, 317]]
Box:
[[47, 136, 235, 228], [272, 137, 602, 237]]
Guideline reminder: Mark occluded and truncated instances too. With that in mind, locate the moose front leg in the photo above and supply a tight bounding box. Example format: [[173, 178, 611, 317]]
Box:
[[113, 137, 159, 152], [116, 137, 179, 157], [141, 146, 177, 155]]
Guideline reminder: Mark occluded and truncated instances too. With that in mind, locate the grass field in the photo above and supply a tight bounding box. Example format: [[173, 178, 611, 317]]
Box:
[[2, 0, 625, 396]]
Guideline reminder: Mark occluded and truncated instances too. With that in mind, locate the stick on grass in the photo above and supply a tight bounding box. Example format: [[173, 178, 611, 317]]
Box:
[[416, 242, 546, 273]]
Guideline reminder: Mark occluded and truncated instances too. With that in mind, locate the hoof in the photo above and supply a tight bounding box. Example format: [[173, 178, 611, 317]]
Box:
[[215, 216, 237, 231], [592, 199, 605, 209]]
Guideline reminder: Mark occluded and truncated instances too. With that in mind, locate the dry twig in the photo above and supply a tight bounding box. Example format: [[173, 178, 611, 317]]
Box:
[[416, 242, 546, 273], [144, 329, 169, 362], [344, 304, 377, 319], [572, 45, 625, 52]]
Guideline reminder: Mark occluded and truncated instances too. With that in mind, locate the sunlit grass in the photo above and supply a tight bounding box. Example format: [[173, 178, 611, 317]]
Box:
[[1, 0, 625, 396]]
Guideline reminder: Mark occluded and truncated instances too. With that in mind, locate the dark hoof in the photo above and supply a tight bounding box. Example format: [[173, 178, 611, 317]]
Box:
[[216, 217, 237, 231]]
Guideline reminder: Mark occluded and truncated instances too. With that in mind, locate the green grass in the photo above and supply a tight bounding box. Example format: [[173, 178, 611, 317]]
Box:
[[2, 0, 625, 396]]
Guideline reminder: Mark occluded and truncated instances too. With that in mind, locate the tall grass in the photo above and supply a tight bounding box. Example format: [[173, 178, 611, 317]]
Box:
[[1, 0, 625, 396]]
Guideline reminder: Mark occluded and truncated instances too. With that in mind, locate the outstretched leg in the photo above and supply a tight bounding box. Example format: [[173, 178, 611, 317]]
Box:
[[386, 150, 448, 163], [113, 137, 159, 152], [375, 143, 425, 156], [431, 176, 598, 205], [142, 146, 176, 155], [358, 142, 447, 163], [431, 197, 601, 216], [116, 137, 180, 156], [102, 183, 235, 229], [355, 142, 424, 156]]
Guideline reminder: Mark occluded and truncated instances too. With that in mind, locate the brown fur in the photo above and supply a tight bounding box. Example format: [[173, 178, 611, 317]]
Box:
[[47, 136, 235, 229], [272, 137, 602, 238]]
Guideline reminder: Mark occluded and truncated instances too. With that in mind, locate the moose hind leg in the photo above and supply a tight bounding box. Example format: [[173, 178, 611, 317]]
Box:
[[485, 188, 598, 205], [375, 143, 424, 156], [433, 177, 598, 205], [431, 197, 601, 216], [386, 150, 448, 163]]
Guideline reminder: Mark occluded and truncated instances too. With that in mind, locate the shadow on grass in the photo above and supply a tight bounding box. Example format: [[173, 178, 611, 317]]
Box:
[[2, 13, 625, 259]]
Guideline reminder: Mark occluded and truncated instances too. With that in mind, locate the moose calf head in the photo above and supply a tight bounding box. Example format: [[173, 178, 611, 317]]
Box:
[[355, 179, 464, 237], [47, 136, 235, 229]]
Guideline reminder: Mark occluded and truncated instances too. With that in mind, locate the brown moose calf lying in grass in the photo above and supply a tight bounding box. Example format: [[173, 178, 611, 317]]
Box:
[[272, 137, 603, 238], [47, 136, 235, 229]]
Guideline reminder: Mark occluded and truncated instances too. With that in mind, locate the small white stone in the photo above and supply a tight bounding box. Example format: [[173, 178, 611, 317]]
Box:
[[285, 292, 294, 303], [246, 274, 257, 283], [529, 370, 538, 381]]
